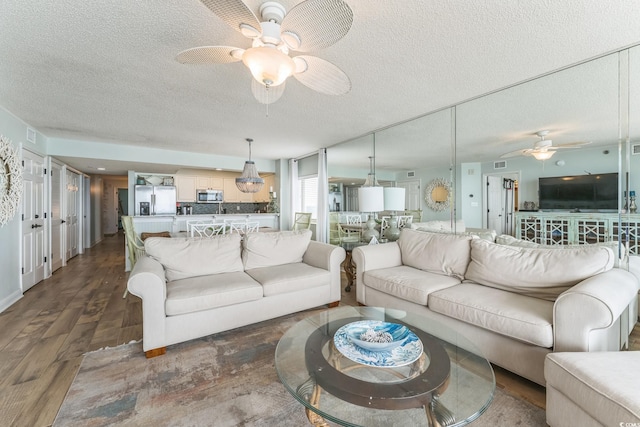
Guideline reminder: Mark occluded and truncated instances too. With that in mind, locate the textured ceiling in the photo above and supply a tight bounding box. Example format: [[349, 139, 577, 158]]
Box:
[[1, 1, 640, 175]]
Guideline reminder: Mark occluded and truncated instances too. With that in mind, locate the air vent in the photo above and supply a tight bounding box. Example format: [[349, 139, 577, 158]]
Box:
[[632, 144, 640, 155], [494, 160, 507, 169], [407, 171, 415, 178], [26, 128, 36, 143]]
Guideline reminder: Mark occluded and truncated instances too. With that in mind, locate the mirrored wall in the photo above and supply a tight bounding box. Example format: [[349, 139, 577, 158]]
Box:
[[327, 43, 639, 255]]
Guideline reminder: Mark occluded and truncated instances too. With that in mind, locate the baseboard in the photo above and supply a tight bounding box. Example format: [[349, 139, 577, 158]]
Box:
[[0, 289, 23, 313]]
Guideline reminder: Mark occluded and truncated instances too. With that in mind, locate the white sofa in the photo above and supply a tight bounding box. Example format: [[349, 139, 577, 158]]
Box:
[[127, 230, 346, 357], [545, 351, 640, 426], [352, 228, 639, 385]]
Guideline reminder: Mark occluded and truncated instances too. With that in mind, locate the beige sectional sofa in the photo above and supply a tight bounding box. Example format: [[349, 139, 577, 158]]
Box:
[[127, 230, 345, 357], [352, 228, 639, 385]]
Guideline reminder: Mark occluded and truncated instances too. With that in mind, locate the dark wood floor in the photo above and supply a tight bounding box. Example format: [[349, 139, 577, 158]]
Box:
[[0, 231, 638, 426]]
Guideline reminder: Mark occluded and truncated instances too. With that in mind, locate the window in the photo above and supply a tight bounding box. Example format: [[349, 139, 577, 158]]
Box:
[[300, 176, 318, 219]]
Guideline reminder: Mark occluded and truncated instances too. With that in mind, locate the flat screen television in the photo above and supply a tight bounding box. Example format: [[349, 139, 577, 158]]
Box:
[[538, 173, 618, 211]]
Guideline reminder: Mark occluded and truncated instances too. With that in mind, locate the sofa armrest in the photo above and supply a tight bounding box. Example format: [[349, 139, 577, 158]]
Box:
[[554, 268, 639, 352], [303, 241, 346, 303], [303, 241, 346, 271], [352, 243, 403, 305], [127, 255, 168, 351]]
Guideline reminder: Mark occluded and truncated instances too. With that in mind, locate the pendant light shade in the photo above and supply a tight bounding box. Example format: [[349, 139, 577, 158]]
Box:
[[236, 138, 264, 193]]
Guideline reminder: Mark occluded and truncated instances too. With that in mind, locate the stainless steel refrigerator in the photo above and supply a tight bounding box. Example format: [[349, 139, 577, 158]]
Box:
[[134, 185, 177, 215]]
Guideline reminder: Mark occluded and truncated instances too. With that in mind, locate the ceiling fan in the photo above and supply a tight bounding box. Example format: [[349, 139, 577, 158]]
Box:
[[500, 130, 591, 160], [176, 0, 353, 104]]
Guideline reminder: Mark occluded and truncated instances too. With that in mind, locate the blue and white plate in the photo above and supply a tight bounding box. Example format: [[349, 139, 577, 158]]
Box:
[[334, 320, 423, 368]]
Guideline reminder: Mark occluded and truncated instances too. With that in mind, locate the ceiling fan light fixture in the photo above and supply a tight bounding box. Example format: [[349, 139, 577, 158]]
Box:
[[242, 46, 295, 87], [236, 138, 265, 193], [532, 150, 555, 161]]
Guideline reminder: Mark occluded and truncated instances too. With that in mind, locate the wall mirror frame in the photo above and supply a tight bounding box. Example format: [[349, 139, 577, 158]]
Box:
[[425, 178, 451, 212]]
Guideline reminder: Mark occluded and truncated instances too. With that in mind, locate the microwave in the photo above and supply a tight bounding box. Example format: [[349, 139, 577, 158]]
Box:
[[196, 189, 223, 203]]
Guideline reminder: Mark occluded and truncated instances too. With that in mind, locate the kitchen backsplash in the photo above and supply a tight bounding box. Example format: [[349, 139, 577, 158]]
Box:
[[178, 202, 269, 215]]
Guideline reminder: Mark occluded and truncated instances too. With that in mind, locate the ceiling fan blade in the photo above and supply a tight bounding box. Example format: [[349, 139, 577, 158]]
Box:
[[251, 79, 285, 104], [199, 0, 261, 36], [557, 141, 592, 148], [176, 46, 243, 64], [500, 148, 533, 159], [293, 56, 351, 95], [281, 0, 353, 52]]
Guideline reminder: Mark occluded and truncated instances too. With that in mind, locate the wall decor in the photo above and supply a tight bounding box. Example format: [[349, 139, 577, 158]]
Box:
[[0, 135, 23, 226], [425, 177, 451, 212]]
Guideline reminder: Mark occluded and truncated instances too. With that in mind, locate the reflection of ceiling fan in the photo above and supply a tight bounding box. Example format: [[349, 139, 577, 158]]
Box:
[[176, 0, 353, 104], [500, 130, 591, 160]]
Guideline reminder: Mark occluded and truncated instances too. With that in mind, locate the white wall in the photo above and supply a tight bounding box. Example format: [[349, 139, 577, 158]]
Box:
[[0, 106, 48, 311]]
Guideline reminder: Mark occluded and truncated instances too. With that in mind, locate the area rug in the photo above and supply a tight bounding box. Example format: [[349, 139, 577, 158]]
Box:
[[54, 310, 546, 426]]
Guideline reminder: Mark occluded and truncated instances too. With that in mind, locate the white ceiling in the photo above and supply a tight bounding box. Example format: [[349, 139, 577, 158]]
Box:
[[1, 1, 640, 175]]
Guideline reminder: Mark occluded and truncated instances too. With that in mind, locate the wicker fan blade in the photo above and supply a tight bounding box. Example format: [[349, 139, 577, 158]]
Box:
[[251, 79, 286, 104], [199, 0, 261, 36], [281, 0, 353, 52], [293, 55, 351, 95], [176, 46, 243, 64]]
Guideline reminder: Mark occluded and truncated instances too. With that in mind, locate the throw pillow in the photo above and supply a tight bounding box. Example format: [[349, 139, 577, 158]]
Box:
[[144, 234, 244, 282], [465, 239, 615, 301], [398, 228, 473, 279], [242, 229, 312, 270]]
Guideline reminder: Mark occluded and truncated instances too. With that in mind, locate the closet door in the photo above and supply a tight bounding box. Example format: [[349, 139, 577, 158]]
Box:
[[22, 149, 46, 291], [50, 160, 65, 272], [65, 170, 80, 260]]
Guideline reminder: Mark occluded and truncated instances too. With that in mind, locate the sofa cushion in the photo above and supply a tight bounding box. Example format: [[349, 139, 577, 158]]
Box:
[[246, 262, 330, 297], [496, 234, 627, 267], [465, 239, 615, 301], [165, 271, 262, 316], [364, 266, 461, 305], [398, 228, 473, 279], [242, 230, 312, 270], [545, 352, 640, 425], [145, 234, 243, 282], [429, 283, 554, 347]]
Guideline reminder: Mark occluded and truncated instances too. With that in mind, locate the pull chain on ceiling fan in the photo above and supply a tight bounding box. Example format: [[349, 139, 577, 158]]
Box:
[[177, 0, 353, 104]]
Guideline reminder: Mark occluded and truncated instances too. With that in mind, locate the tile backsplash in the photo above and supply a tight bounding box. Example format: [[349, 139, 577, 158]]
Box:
[[178, 203, 269, 215]]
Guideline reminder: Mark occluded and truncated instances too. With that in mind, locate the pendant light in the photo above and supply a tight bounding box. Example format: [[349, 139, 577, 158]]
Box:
[[236, 138, 264, 193]]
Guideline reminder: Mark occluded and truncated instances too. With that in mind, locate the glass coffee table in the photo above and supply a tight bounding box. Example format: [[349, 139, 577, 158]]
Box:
[[275, 306, 495, 426]]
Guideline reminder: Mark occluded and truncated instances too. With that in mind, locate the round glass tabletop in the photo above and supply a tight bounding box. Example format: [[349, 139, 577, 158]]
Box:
[[275, 306, 495, 427]]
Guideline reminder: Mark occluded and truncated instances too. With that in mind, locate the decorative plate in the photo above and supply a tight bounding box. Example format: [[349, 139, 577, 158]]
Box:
[[334, 321, 423, 368]]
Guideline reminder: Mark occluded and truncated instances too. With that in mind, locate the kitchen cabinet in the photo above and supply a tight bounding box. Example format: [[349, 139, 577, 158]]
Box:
[[253, 175, 275, 203], [175, 175, 197, 202], [197, 176, 223, 190], [223, 178, 253, 202]]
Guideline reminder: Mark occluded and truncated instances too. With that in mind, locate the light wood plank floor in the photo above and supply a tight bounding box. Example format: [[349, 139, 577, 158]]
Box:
[[0, 231, 638, 426]]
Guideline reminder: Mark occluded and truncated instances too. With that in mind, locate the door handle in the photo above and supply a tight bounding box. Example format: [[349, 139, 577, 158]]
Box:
[[31, 224, 36, 229], [61, 220, 66, 224]]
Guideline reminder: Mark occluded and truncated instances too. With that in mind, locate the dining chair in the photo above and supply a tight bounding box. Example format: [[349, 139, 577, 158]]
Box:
[[122, 215, 146, 298], [397, 215, 414, 230], [338, 221, 360, 243], [329, 212, 341, 245], [380, 216, 390, 239], [189, 221, 226, 238], [293, 212, 312, 231]]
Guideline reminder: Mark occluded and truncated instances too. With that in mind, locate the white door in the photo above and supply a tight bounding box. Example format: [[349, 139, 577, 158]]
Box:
[[50, 160, 65, 272], [22, 150, 46, 291], [485, 172, 519, 235], [398, 179, 421, 210], [65, 170, 80, 260]]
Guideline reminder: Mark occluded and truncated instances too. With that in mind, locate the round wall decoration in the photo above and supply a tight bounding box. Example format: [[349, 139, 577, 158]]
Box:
[[0, 135, 23, 226], [425, 177, 451, 212]]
